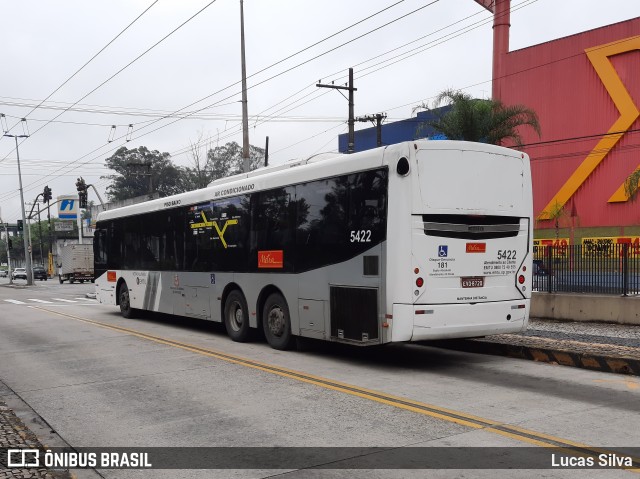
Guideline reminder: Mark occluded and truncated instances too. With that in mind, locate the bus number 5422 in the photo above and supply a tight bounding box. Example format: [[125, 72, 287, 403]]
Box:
[[350, 230, 372, 243]]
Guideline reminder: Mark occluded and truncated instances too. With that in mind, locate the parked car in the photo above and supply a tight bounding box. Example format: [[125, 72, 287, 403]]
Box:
[[533, 259, 550, 275], [0, 270, 7, 278], [33, 266, 48, 281], [11, 268, 27, 280]]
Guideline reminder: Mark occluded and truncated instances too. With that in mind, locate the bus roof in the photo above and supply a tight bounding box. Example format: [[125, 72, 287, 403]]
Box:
[[96, 140, 523, 222]]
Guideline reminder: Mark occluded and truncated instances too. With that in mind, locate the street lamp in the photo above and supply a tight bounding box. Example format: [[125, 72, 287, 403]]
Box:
[[3, 132, 33, 286]]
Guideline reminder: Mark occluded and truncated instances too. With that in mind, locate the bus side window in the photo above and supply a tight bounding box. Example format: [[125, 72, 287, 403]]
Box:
[[251, 187, 295, 271], [348, 169, 387, 242], [296, 177, 349, 271]]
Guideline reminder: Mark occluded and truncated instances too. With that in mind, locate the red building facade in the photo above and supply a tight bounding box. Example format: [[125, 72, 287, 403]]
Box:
[[482, 1, 640, 235]]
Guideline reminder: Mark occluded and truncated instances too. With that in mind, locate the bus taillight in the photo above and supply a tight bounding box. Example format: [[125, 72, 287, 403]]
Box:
[[416, 277, 424, 287], [518, 275, 525, 284]]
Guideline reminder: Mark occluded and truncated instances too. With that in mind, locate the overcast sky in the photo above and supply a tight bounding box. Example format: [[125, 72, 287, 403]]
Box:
[[0, 0, 637, 222]]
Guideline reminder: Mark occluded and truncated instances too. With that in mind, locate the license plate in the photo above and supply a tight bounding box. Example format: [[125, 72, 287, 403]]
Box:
[[461, 277, 484, 288]]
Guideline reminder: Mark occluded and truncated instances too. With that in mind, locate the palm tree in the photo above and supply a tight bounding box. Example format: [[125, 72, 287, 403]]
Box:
[[416, 89, 541, 146], [624, 169, 640, 202]]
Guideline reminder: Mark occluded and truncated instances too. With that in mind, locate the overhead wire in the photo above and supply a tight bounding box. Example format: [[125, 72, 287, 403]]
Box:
[[3, 0, 631, 211], [0, 0, 160, 164], [0, 2, 536, 202], [0, 0, 444, 205], [0, 0, 220, 164], [179, 0, 530, 158], [169, 0, 539, 159]]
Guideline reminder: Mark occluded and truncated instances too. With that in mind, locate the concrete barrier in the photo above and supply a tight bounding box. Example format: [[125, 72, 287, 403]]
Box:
[[531, 292, 640, 325]]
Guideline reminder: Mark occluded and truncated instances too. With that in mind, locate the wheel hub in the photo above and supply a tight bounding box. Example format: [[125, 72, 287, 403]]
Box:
[[267, 306, 285, 337], [229, 302, 243, 331]]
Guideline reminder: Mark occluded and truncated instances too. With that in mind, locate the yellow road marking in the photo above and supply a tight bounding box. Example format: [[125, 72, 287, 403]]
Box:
[[32, 306, 640, 471]]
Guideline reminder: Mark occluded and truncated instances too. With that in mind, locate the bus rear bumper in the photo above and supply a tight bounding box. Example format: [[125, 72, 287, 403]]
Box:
[[392, 300, 529, 342]]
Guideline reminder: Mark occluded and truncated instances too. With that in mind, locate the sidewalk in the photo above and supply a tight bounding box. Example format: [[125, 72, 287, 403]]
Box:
[[431, 318, 640, 376], [0, 397, 71, 479]]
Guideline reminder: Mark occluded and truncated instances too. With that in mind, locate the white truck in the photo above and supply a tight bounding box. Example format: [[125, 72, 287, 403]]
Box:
[[57, 244, 94, 284]]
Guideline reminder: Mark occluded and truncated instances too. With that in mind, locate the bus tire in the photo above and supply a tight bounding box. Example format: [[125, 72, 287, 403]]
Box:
[[224, 290, 251, 342], [263, 293, 294, 350], [119, 282, 136, 319]]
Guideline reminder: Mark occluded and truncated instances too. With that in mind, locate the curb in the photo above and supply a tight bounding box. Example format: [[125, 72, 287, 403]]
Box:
[[430, 339, 640, 376]]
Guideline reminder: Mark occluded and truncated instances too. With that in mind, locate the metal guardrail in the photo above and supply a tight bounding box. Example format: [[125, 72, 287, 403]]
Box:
[[533, 244, 640, 296]]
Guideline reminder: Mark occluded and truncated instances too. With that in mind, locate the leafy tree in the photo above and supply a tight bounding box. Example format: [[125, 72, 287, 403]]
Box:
[[206, 141, 264, 182], [102, 146, 183, 201], [416, 89, 541, 146], [180, 140, 265, 191], [181, 131, 211, 190]]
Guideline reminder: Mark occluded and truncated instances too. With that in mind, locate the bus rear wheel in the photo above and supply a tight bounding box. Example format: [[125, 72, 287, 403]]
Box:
[[263, 293, 294, 350], [224, 290, 250, 342], [119, 282, 137, 319]]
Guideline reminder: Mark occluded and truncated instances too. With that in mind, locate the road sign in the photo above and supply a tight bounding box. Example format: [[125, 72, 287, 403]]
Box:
[[54, 222, 74, 231], [57, 195, 79, 220]]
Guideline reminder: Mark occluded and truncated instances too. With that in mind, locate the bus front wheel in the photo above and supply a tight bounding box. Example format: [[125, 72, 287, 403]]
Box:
[[224, 290, 251, 342], [119, 282, 136, 319], [263, 293, 294, 350]]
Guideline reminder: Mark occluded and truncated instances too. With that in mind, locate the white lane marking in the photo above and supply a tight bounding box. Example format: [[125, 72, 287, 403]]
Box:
[[52, 298, 78, 303], [75, 297, 96, 301], [27, 299, 53, 303], [4, 299, 26, 304]]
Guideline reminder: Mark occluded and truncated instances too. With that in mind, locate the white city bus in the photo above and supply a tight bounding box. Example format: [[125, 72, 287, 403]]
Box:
[[94, 140, 533, 350]]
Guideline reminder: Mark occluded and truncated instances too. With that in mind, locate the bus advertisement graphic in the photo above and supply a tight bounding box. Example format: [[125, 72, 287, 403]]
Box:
[[258, 250, 283, 269]]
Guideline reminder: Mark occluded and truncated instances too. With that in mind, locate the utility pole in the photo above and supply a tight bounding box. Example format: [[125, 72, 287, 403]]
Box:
[[356, 113, 387, 147], [0, 210, 13, 285], [4, 130, 33, 285], [27, 198, 45, 266], [129, 161, 153, 198], [4, 222, 12, 285], [264, 136, 269, 167], [317, 68, 357, 153], [240, 0, 250, 172], [26, 216, 33, 274]]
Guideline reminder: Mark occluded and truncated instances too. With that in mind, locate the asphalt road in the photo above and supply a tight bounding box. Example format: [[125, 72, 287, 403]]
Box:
[[0, 278, 638, 478]]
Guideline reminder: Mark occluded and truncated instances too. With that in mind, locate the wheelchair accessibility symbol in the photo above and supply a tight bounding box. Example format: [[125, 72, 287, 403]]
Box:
[[438, 245, 448, 257]]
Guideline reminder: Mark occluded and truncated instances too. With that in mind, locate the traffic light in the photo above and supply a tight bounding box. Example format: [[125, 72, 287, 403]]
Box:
[[79, 190, 88, 209], [42, 185, 52, 203], [76, 177, 88, 208], [16, 219, 23, 232]]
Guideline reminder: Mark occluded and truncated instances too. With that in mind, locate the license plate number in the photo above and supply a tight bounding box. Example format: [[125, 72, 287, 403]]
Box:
[[461, 277, 484, 288]]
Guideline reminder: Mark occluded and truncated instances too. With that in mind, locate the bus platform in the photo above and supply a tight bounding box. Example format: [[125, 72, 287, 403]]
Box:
[[429, 318, 640, 377]]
